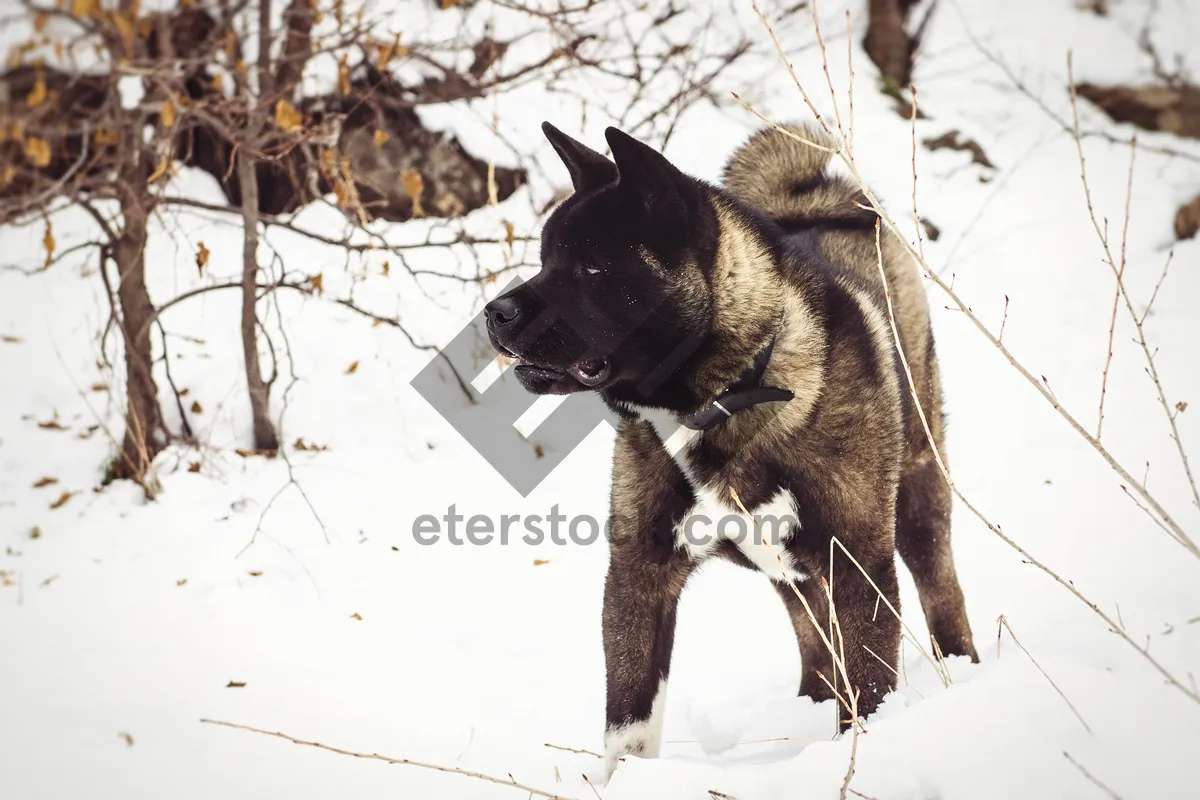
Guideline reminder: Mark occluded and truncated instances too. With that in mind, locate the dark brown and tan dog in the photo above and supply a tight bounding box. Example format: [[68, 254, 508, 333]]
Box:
[[485, 122, 978, 777]]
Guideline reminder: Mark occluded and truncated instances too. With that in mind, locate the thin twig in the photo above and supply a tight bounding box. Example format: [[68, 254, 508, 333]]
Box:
[[1064, 751, 1124, 799], [996, 616, 1092, 734], [1068, 53, 1200, 520], [198, 719, 572, 799]]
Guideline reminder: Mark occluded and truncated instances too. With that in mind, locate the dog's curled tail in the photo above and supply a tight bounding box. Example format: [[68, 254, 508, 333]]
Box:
[[722, 123, 865, 224]]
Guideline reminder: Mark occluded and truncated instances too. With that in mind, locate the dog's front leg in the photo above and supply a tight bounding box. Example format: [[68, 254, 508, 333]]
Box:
[[601, 543, 693, 779]]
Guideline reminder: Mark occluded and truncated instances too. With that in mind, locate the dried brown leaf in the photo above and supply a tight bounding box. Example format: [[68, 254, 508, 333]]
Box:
[[49, 491, 73, 510], [400, 169, 424, 217], [43, 219, 54, 268], [195, 241, 210, 274], [345, 360, 359, 375], [32, 477, 57, 488], [37, 419, 66, 430], [190, 401, 203, 414], [225, 681, 246, 688], [26, 74, 47, 108], [24, 136, 51, 168], [275, 99, 303, 132], [533, 559, 550, 566]]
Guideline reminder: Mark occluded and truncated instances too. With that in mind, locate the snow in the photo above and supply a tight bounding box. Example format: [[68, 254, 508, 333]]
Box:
[[3, 1, 1200, 798]]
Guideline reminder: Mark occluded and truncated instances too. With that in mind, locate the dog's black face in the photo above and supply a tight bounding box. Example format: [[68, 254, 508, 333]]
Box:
[[486, 124, 716, 404]]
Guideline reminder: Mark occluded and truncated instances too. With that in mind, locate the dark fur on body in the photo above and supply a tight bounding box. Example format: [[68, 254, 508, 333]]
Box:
[[485, 122, 977, 776]]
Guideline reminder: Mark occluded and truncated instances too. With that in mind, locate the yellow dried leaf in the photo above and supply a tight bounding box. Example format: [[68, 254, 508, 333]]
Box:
[[381, 260, 390, 277], [0, 165, 14, 187], [373, 129, 389, 148], [24, 136, 52, 168], [111, 11, 135, 54], [26, 74, 47, 107], [274, 99, 303, 132], [49, 490, 73, 510], [94, 128, 120, 146], [401, 169, 424, 217], [146, 154, 171, 183], [345, 360, 359, 375], [307, 273, 324, 295], [350, 612, 362, 620], [503, 220, 514, 251], [337, 55, 351, 95], [533, 559, 550, 566], [33, 11, 49, 32], [69, 0, 98, 20], [195, 241, 210, 274], [42, 218, 54, 268], [1179, 401, 1189, 413], [52, 40, 63, 62], [160, 97, 177, 128]]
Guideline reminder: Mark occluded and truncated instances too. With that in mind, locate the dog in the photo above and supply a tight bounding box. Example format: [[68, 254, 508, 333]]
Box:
[[485, 121, 979, 777]]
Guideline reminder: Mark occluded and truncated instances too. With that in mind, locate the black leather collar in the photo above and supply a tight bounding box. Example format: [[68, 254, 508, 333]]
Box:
[[681, 330, 793, 431]]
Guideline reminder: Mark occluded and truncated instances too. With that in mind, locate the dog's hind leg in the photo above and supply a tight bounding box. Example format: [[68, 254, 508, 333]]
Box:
[[601, 546, 693, 778], [895, 450, 979, 662]]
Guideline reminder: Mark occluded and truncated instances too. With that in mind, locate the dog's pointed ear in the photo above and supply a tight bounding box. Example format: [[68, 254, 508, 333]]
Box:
[[605, 126, 689, 227], [542, 122, 617, 193]]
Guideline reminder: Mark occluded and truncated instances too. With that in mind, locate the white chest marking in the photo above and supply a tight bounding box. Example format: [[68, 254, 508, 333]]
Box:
[[648, 416, 805, 582], [675, 485, 804, 582]]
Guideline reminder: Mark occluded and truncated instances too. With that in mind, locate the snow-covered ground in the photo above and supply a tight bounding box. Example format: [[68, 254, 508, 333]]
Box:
[[3, 1, 1200, 798]]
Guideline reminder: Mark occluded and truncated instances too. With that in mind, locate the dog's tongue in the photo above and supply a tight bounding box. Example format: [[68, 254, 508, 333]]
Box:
[[568, 358, 610, 386]]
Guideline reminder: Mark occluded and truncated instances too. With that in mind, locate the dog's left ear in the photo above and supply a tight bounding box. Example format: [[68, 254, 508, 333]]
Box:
[[605, 127, 689, 231], [542, 122, 618, 193]]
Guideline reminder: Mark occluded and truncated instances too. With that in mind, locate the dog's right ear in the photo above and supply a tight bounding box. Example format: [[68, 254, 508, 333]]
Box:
[[542, 122, 618, 193]]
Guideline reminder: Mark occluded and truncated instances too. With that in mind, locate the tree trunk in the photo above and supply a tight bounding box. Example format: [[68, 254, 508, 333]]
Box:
[[237, 149, 279, 452], [110, 201, 166, 491], [864, 0, 914, 89]]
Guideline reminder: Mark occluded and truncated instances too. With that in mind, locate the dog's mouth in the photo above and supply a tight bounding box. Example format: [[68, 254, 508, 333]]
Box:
[[496, 344, 612, 391]]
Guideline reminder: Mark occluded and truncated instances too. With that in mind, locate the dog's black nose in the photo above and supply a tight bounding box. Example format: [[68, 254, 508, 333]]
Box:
[[485, 294, 523, 328]]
